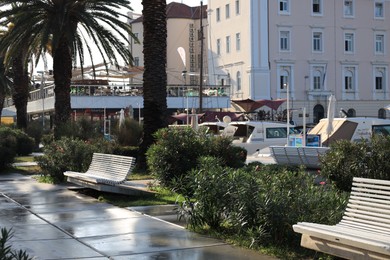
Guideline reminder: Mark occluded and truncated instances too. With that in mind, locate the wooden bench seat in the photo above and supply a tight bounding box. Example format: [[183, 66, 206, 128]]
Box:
[[293, 177, 390, 259], [64, 153, 136, 187]]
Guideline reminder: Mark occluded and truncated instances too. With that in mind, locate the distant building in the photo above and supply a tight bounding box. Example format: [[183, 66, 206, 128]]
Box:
[[129, 2, 209, 87], [208, 0, 390, 124]]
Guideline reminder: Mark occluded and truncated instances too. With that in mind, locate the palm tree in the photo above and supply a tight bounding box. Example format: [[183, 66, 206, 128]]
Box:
[[11, 52, 29, 129], [2, 9, 30, 130], [0, 56, 10, 124], [0, 0, 136, 137], [0, 30, 12, 125], [138, 0, 168, 169]]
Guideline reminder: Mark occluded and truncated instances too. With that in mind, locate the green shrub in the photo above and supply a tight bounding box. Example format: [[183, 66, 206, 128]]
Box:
[[206, 136, 247, 168], [180, 157, 348, 249], [35, 137, 114, 183], [25, 120, 45, 151], [146, 127, 246, 189], [0, 127, 17, 171], [321, 135, 390, 191], [53, 117, 103, 141], [12, 129, 35, 156], [0, 227, 33, 260], [147, 127, 203, 188], [112, 145, 139, 158]]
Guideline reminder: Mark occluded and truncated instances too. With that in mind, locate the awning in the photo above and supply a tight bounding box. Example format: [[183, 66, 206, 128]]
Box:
[[231, 98, 287, 113], [309, 119, 358, 145]]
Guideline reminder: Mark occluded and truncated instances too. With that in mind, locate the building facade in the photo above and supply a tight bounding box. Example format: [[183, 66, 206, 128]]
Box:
[[130, 2, 209, 87], [208, 0, 390, 124]]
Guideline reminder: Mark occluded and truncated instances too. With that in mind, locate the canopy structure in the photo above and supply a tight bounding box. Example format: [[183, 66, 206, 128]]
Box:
[[231, 98, 287, 113], [309, 119, 358, 146], [231, 98, 264, 113]]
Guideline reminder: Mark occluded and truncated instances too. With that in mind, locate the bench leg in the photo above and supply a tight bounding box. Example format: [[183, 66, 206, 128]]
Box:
[[300, 234, 389, 260]]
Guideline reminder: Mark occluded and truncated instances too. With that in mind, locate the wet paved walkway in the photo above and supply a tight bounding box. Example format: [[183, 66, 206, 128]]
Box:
[[0, 173, 276, 260]]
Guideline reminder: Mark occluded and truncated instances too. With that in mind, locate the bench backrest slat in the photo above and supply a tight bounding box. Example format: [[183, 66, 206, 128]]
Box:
[[87, 153, 135, 181], [339, 219, 390, 234], [340, 177, 390, 231]]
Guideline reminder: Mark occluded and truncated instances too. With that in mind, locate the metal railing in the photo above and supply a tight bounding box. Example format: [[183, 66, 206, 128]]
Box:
[[25, 83, 231, 101]]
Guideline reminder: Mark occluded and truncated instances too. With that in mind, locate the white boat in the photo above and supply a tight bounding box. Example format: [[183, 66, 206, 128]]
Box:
[[309, 117, 390, 146], [219, 120, 295, 155]]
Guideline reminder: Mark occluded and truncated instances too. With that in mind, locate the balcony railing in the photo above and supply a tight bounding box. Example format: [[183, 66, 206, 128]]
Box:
[[25, 83, 231, 101]]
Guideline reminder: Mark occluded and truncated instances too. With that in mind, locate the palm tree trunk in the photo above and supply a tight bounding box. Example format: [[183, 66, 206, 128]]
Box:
[[53, 39, 72, 138], [0, 96, 4, 125], [138, 0, 168, 170], [12, 54, 29, 130]]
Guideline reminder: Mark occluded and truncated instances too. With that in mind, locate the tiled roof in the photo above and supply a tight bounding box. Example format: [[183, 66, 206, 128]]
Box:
[[131, 2, 207, 24]]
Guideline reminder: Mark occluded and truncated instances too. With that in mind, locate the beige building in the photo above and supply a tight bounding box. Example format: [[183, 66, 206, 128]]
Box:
[[130, 2, 208, 87], [208, 0, 390, 124]]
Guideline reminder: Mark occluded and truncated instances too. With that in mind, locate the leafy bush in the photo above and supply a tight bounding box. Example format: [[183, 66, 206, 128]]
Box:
[[112, 145, 139, 158], [12, 129, 35, 156], [53, 117, 103, 141], [35, 137, 114, 183], [180, 157, 348, 249], [321, 135, 390, 191], [25, 120, 45, 151], [0, 227, 33, 260], [0, 127, 17, 171], [146, 127, 246, 189]]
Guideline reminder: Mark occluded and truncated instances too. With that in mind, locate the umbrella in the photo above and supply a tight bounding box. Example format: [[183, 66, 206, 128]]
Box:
[[231, 98, 265, 112], [325, 95, 336, 145], [119, 109, 125, 127]]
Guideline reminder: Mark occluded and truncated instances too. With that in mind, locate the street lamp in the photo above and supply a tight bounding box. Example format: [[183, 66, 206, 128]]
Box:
[[284, 82, 290, 145], [37, 71, 45, 128]]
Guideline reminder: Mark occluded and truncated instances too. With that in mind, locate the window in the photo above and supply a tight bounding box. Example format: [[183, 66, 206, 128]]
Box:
[[235, 0, 240, 15], [313, 32, 322, 52], [237, 71, 241, 91], [313, 70, 322, 89], [217, 39, 221, 55], [266, 127, 288, 139], [344, 33, 354, 53], [280, 31, 290, 51], [344, 69, 354, 90], [375, 34, 384, 54], [216, 8, 220, 22], [225, 4, 230, 19], [376, 74, 383, 90], [236, 33, 241, 51], [134, 57, 139, 67], [312, 0, 322, 15], [344, 0, 353, 16], [375, 68, 386, 90], [375, 2, 384, 18], [226, 36, 231, 53], [279, 0, 289, 13], [280, 69, 289, 90]]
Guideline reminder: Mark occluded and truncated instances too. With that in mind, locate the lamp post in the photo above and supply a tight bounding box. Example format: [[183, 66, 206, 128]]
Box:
[[137, 101, 141, 124], [285, 82, 290, 145], [37, 71, 45, 128]]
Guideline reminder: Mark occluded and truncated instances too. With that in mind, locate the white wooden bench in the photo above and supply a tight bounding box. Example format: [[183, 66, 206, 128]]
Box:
[[64, 153, 136, 191], [270, 146, 329, 169], [293, 177, 390, 260]]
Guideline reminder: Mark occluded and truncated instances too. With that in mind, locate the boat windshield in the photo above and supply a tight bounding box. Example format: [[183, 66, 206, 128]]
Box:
[[372, 124, 390, 136]]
